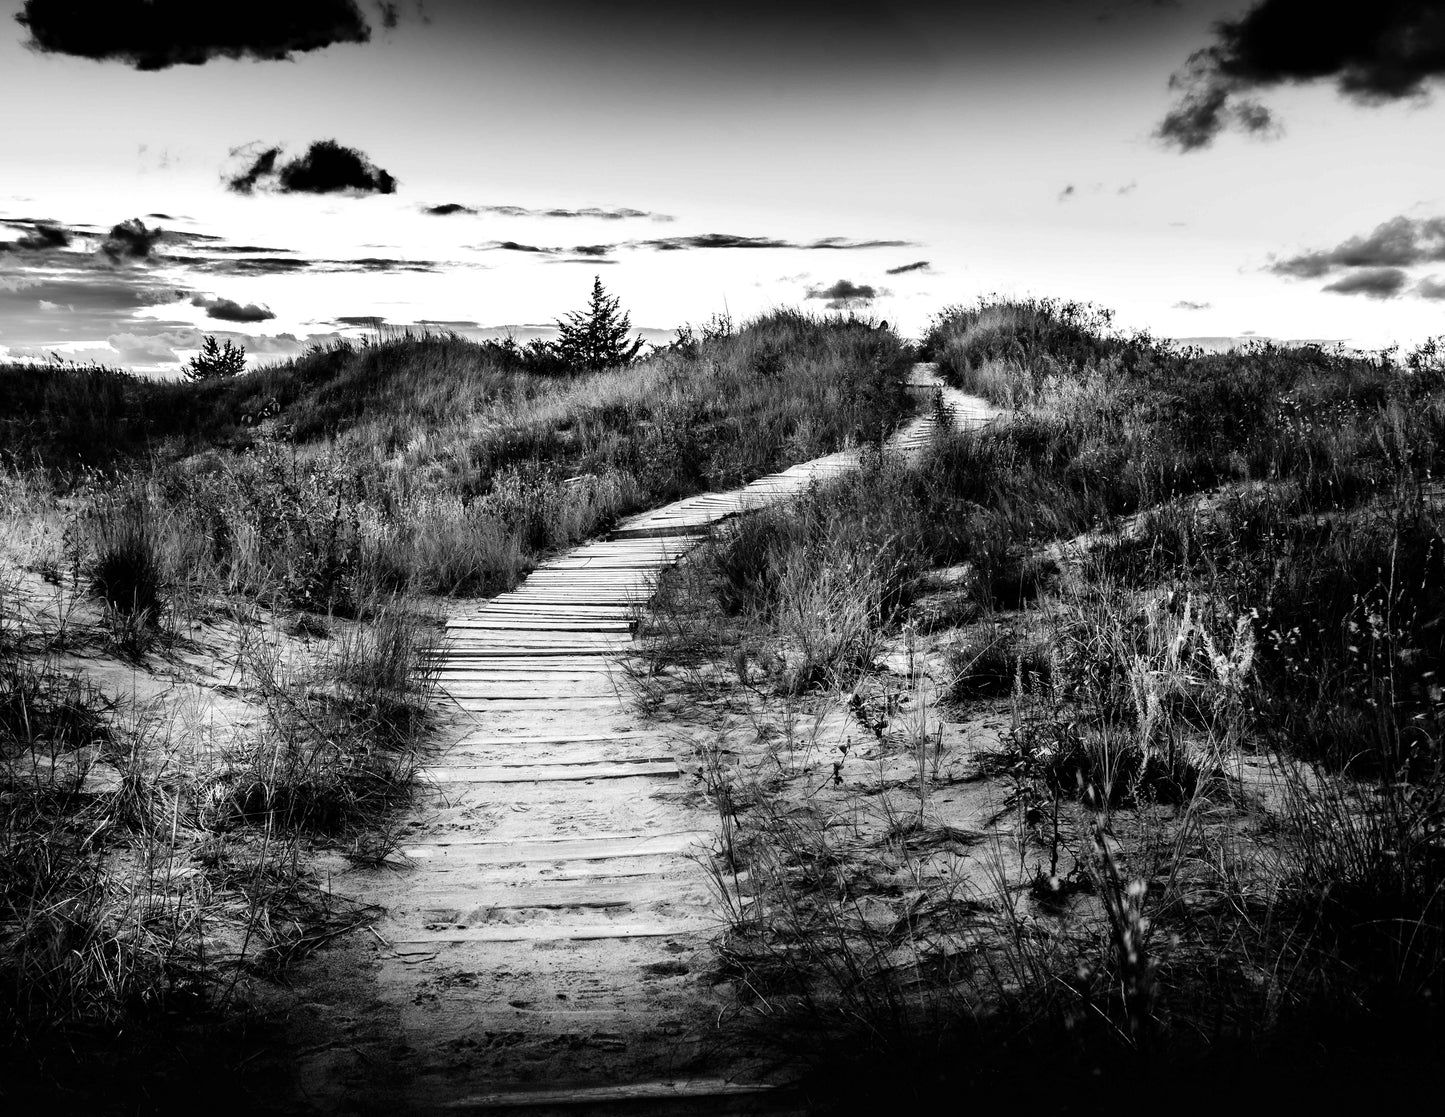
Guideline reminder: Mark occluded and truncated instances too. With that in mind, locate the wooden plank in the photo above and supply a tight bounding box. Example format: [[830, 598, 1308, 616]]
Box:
[[391, 920, 715, 945], [423, 760, 679, 783], [440, 1079, 778, 1111], [414, 881, 642, 910], [402, 831, 710, 862], [448, 731, 648, 747]]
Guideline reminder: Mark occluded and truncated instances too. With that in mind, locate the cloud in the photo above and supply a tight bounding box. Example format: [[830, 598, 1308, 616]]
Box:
[[1058, 184, 1077, 202], [885, 260, 931, 275], [227, 146, 282, 194], [0, 220, 71, 252], [570, 244, 614, 257], [641, 232, 910, 251], [1322, 267, 1409, 298], [1270, 215, 1445, 277], [1417, 276, 1445, 299], [1172, 300, 1212, 310], [226, 140, 396, 195], [107, 332, 180, 364], [191, 294, 275, 322], [100, 218, 163, 261], [445, 203, 673, 221], [15, 0, 372, 70], [805, 278, 887, 309], [333, 315, 385, 327], [1158, 0, 1445, 150]]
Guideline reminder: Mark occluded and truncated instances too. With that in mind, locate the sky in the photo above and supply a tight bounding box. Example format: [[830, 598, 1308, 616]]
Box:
[[2, 0, 1444, 373]]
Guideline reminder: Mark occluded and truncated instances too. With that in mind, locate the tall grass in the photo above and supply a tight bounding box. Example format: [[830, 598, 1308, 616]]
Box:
[[637, 299, 1445, 1106]]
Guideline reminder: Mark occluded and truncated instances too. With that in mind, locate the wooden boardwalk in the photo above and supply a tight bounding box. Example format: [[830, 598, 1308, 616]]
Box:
[[360, 366, 993, 1112]]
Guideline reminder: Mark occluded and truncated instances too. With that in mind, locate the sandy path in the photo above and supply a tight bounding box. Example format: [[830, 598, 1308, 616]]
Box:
[[292, 366, 994, 1113]]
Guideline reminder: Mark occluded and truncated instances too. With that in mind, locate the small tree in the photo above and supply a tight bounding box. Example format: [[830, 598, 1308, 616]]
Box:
[[185, 335, 246, 381], [553, 276, 644, 371]]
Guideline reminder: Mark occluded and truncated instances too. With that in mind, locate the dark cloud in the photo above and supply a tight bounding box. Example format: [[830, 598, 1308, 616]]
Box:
[[198, 256, 314, 276], [100, 218, 163, 261], [191, 295, 275, 323], [493, 241, 549, 253], [424, 203, 476, 215], [641, 232, 909, 251], [1158, 0, 1445, 150], [1417, 276, 1445, 299], [227, 140, 396, 195], [1058, 184, 1077, 202], [1, 221, 71, 252], [345, 257, 430, 271], [1322, 267, 1409, 298], [227, 147, 281, 195], [15, 0, 371, 70], [570, 244, 614, 256], [1269, 215, 1445, 278], [333, 315, 386, 327], [885, 260, 930, 275], [1172, 300, 1212, 310], [186, 253, 437, 277], [804, 236, 912, 251], [805, 278, 886, 309]]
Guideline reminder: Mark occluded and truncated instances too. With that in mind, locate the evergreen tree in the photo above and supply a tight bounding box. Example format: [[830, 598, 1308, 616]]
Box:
[[553, 276, 644, 371], [184, 335, 246, 381]]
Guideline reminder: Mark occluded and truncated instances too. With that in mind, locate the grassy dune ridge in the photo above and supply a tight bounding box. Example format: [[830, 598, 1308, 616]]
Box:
[[0, 309, 912, 1108], [636, 299, 1445, 1106]]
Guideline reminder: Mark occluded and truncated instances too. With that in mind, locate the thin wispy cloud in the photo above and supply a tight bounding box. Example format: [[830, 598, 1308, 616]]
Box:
[[1173, 300, 1212, 310], [885, 260, 931, 275], [425, 203, 673, 221], [641, 233, 911, 252], [1158, 0, 1445, 151], [15, 0, 373, 69]]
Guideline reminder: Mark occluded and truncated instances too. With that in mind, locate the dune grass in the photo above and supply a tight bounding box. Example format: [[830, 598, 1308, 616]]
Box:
[[0, 308, 914, 1106], [637, 299, 1445, 1107]]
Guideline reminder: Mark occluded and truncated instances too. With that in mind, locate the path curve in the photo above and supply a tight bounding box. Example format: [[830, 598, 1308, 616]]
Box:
[[323, 365, 993, 1113]]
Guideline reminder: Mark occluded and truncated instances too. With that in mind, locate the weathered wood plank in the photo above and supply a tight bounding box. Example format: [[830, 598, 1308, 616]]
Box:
[[439, 1079, 778, 1111], [422, 760, 679, 783], [402, 831, 709, 862], [391, 920, 715, 945]]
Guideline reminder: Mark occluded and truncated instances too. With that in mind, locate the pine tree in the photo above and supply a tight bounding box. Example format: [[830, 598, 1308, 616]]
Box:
[[184, 335, 246, 381], [553, 276, 644, 371]]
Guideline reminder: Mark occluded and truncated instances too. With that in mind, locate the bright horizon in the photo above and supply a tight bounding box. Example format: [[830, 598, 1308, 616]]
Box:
[[2, 1, 1444, 373]]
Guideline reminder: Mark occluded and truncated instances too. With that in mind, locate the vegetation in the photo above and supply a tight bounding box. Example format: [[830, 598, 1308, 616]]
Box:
[[552, 275, 645, 370], [11, 289, 1441, 1108], [636, 299, 1445, 1108], [184, 335, 246, 382], [0, 307, 911, 1108]]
